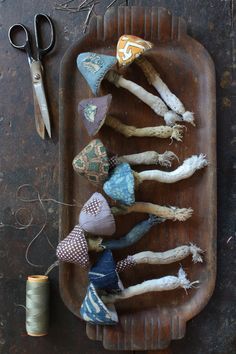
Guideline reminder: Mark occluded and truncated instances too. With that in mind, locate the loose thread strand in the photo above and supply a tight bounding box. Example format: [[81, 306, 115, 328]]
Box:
[[1, 184, 80, 269], [25, 190, 48, 268], [45, 260, 59, 276]]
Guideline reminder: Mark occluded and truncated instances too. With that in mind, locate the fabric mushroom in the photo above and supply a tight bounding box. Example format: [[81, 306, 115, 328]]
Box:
[[56, 193, 167, 266], [72, 146, 193, 221], [80, 249, 202, 324], [81, 268, 198, 323], [77, 52, 180, 123], [56, 216, 166, 266], [56, 192, 116, 268], [101, 267, 199, 304], [72, 139, 178, 186], [103, 158, 207, 205], [89, 248, 203, 288], [103, 161, 195, 218], [73, 140, 207, 191], [78, 94, 184, 142], [117, 35, 195, 126]]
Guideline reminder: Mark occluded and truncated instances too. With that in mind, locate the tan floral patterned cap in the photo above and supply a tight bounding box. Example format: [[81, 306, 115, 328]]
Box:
[[73, 139, 110, 186]]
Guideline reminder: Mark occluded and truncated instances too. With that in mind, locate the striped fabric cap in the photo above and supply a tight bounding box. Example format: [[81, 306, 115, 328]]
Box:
[[80, 283, 118, 325]]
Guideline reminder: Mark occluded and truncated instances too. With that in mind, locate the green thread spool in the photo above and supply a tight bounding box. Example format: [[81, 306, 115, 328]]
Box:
[[26, 275, 49, 336]]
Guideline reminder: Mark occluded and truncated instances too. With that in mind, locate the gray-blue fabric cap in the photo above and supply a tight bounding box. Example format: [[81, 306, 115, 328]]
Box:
[[77, 52, 117, 95]]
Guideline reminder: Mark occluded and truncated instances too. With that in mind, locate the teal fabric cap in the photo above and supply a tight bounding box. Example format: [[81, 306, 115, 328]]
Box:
[[77, 52, 117, 95], [103, 163, 135, 206], [80, 283, 118, 325]]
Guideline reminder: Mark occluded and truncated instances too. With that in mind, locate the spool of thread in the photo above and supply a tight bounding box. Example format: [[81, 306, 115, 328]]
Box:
[[26, 275, 49, 336]]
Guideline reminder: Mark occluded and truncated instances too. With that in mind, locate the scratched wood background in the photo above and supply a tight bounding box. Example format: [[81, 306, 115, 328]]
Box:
[[0, 0, 235, 353]]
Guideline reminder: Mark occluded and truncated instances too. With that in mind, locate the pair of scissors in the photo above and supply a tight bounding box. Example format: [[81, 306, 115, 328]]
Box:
[[8, 14, 55, 139]]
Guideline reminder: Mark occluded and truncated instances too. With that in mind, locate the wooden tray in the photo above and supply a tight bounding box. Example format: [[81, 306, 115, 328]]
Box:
[[59, 6, 216, 351]]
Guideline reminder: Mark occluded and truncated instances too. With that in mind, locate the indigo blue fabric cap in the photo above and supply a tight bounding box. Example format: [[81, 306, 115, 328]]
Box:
[[103, 163, 135, 206], [77, 52, 117, 95], [89, 250, 123, 292], [80, 283, 118, 325]]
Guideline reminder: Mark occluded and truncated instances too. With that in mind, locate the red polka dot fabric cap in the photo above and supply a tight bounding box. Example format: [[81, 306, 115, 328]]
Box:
[[116, 255, 136, 273], [56, 225, 89, 269]]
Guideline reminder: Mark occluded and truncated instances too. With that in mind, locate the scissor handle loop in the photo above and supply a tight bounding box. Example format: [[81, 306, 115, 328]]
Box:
[[34, 14, 55, 60], [8, 24, 34, 62], [8, 24, 29, 50]]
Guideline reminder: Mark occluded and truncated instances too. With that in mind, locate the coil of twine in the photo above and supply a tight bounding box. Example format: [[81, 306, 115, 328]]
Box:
[[26, 275, 49, 337]]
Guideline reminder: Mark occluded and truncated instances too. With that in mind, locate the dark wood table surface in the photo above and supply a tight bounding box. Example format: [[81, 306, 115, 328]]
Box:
[[0, 0, 235, 353]]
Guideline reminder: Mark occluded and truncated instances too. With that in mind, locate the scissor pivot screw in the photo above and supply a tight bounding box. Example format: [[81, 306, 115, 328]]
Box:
[[34, 73, 41, 80]]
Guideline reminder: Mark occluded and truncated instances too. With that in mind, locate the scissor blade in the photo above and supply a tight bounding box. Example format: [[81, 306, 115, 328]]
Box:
[[33, 81, 51, 138], [33, 90, 45, 139], [30, 61, 51, 138]]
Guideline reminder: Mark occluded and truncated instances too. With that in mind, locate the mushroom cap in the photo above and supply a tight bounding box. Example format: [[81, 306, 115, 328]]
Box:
[[103, 162, 135, 206], [73, 139, 110, 185], [77, 52, 117, 95], [89, 249, 124, 292], [80, 283, 118, 325], [78, 94, 112, 136], [79, 192, 116, 236], [117, 35, 153, 67], [56, 225, 89, 268]]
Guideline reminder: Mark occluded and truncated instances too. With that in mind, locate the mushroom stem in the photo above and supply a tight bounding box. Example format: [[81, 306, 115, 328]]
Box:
[[102, 267, 198, 303], [131, 244, 204, 265], [118, 150, 178, 167], [115, 244, 203, 272], [111, 203, 193, 221], [102, 215, 165, 250], [135, 154, 208, 184], [136, 57, 195, 126], [105, 71, 180, 122], [106, 115, 184, 141], [87, 237, 103, 251]]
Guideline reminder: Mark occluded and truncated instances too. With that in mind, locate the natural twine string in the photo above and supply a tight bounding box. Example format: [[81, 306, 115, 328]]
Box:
[[1, 184, 80, 269], [3, 185, 80, 337]]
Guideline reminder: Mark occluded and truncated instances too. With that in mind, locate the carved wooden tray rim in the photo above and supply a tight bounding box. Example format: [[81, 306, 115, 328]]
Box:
[[59, 5, 216, 350]]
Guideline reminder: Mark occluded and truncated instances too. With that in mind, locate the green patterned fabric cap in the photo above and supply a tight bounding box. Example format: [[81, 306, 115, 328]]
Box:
[[73, 139, 109, 185]]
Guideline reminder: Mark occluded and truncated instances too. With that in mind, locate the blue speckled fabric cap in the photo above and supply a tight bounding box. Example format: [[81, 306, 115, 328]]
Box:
[[103, 163, 135, 206], [80, 283, 118, 325], [89, 249, 123, 292], [77, 52, 117, 95]]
